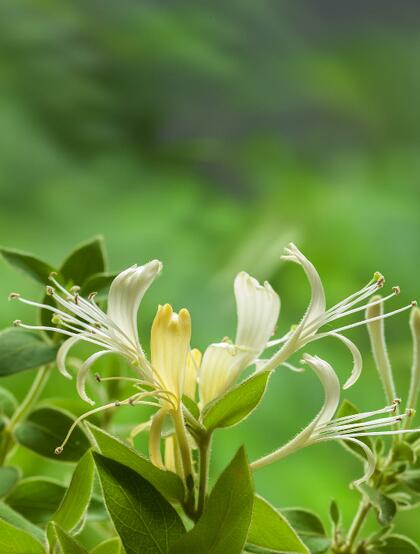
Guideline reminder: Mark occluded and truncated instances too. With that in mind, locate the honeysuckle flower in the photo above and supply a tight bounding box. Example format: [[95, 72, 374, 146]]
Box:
[[199, 271, 280, 405], [259, 244, 415, 389], [250, 354, 418, 485]]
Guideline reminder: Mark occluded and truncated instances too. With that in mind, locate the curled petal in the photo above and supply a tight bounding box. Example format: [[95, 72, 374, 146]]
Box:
[[307, 332, 363, 390], [302, 354, 341, 426], [149, 408, 167, 469], [107, 260, 162, 350], [282, 243, 326, 328], [234, 272, 280, 356], [56, 336, 83, 379], [342, 437, 376, 486], [77, 350, 115, 405]]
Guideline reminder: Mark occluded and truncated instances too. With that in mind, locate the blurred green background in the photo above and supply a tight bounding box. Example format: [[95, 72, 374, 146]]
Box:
[[0, 0, 419, 548]]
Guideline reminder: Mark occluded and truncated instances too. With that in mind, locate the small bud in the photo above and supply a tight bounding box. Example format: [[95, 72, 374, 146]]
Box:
[[13, 320, 22, 327], [55, 446, 63, 455], [8, 292, 20, 301]]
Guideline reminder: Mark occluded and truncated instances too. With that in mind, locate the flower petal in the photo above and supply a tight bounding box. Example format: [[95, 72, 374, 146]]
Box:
[[76, 350, 115, 405], [184, 348, 201, 400], [234, 271, 280, 355], [301, 354, 340, 426], [56, 336, 82, 379], [199, 342, 250, 405], [107, 260, 162, 350], [282, 243, 326, 327]]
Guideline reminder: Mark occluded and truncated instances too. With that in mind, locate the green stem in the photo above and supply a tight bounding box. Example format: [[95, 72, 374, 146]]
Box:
[[0, 365, 51, 465], [172, 407, 195, 516], [197, 433, 211, 518], [344, 500, 371, 553]]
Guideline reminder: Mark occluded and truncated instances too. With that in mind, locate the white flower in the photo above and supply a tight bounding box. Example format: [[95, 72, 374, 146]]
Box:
[[199, 271, 280, 405], [260, 244, 415, 388], [250, 354, 417, 485]]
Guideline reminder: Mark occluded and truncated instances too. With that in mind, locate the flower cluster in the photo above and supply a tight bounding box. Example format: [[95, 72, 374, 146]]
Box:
[[10, 243, 418, 484]]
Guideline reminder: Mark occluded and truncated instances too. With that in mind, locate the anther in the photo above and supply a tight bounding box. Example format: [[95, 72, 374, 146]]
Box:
[[411, 300, 418, 307], [8, 292, 20, 301], [46, 286, 55, 296], [114, 401, 121, 407], [406, 408, 416, 417], [392, 286, 401, 295], [48, 272, 58, 280], [55, 446, 63, 455], [70, 286, 80, 294], [392, 398, 401, 405], [13, 320, 22, 327], [129, 398, 135, 406], [88, 292, 97, 301], [95, 373, 101, 383], [51, 314, 61, 325], [374, 272, 385, 286]]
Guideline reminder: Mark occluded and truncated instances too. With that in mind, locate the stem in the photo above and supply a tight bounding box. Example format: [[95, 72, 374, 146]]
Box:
[[172, 407, 196, 516], [0, 365, 51, 465], [197, 433, 211, 518], [344, 500, 371, 553]]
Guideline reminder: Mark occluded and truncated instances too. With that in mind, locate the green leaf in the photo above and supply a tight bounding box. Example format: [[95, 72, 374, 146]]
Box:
[[90, 538, 122, 554], [280, 509, 330, 554], [80, 272, 117, 299], [6, 477, 66, 525], [370, 534, 420, 553], [50, 450, 95, 533], [60, 236, 106, 286], [49, 522, 89, 554], [15, 407, 91, 462], [359, 483, 397, 526], [0, 517, 45, 554], [0, 246, 54, 284], [0, 500, 44, 543], [87, 423, 184, 503], [0, 328, 58, 377], [182, 395, 200, 420], [0, 467, 19, 497], [93, 452, 185, 554], [335, 400, 373, 460], [203, 371, 271, 431], [170, 446, 254, 554], [248, 495, 308, 553], [0, 387, 18, 418], [400, 470, 420, 494], [393, 442, 416, 464]]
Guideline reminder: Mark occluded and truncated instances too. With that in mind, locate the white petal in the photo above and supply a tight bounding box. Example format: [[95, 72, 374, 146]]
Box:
[[306, 332, 363, 390], [341, 437, 376, 486], [56, 336, 82, 379], [76, 350, 114, 405], [234, 271, 280, 355], [199, 342, 250, 405], [301, 354, 340, 426], [107, 260, 162, 350], [282, 243, 326, 327]]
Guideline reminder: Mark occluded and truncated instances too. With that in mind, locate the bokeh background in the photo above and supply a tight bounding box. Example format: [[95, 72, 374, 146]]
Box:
[[0, 0, 419, 548]]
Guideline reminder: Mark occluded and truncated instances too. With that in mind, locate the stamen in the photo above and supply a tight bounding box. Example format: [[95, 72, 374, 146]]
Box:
[[8, 292, 20, 300], [323, 303, 415, 335], [13, 319, 21, 327]]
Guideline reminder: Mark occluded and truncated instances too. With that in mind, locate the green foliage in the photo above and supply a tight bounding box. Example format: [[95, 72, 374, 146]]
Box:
[[88, 423, 184, 503], [90, 538, 122, 554], [359, 484, 397, 526], [247, 495, 308, 553], [49, 522, 89, 554], [0, 247, 55, 285], [0, 516, 45, 554], [5, 477, 66, 524], [0, 500, 45, 542], [60, 237, 106, 287], [0, 466, 19, 497], [0, 387, 18, 418], [14, 407, 90, 462], [281, 509, 330, 554], [49, 451, 95, 534], [0, 328, 58, 377], [170, 447, 253, 554], [370, 534, 420, 553], [93, 452, 185, 554], [80, 272, 118, 300], [203, 371, 272, 431]]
